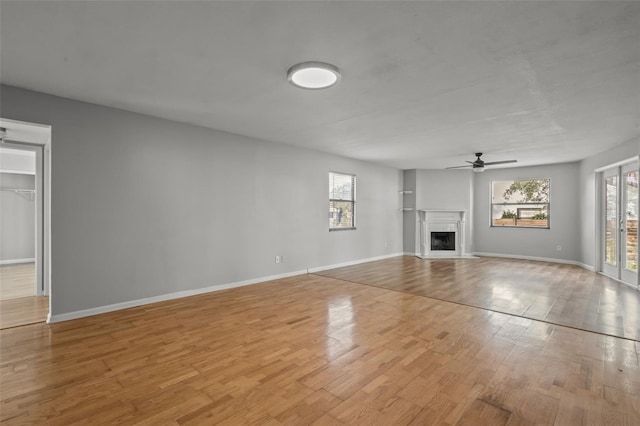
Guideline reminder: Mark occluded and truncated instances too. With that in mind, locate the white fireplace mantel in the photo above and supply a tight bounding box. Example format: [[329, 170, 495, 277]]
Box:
[[417, 210, 466, 258]]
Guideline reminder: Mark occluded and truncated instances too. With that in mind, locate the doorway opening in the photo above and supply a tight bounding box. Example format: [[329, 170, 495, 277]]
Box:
[[0, 118, 51, 328]]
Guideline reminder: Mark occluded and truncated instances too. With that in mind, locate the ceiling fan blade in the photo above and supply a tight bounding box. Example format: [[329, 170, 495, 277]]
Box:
[[484, 160, 518, 166], [465, 161, 475, 164], [445, 165, 473, 169]]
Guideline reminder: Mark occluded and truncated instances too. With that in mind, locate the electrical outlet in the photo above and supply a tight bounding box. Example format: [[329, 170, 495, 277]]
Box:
[[556, 245, 562, 251], [384, 241, 388, 248], [280, 256, 285, 263], [275, 256, 281, 264]]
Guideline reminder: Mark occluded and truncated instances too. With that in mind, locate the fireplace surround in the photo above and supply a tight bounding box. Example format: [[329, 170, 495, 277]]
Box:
[[417, 210, 466, 258]]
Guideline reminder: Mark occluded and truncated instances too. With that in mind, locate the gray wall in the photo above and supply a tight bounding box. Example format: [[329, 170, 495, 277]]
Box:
[[578, 137, 640, 268], [0, 85, 403, 317], [0, 173, 35, 262], [473, 162, 581, 262]]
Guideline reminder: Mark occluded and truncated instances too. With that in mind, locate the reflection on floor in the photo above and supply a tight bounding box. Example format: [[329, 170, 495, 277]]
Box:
[[315, 256, 640, 341], [0, 263, 48, 329]]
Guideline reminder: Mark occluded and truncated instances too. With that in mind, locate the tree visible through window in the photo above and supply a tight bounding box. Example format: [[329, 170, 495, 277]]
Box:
[[492, 179, 550, 228], [329, 172, 356, 230]]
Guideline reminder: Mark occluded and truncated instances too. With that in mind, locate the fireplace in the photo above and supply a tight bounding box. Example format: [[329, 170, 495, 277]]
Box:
[[431, 232, 455, 251], [416, 210, 466, 258]]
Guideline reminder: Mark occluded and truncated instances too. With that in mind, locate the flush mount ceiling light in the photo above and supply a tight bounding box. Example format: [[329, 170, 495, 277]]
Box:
[[287, 61, 341, 90]]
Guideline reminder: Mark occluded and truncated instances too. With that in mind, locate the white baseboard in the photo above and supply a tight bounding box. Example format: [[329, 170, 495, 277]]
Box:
[[472, 252, 593, 270], [576, 262, 595, 272], [307, 252, 404, 274], [48, 251, 602, 324], [48, 252, 407, 324], [0, 258, 35, 266], [48, 268, 308, 323]]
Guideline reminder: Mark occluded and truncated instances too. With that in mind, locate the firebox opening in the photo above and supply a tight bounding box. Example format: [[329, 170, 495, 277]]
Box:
[[431, 232, 455, 251]]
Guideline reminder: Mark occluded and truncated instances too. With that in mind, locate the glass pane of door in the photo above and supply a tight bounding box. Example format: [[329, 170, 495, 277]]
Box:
[[605, 175, 618, 266], [623, 169, 638, 281]]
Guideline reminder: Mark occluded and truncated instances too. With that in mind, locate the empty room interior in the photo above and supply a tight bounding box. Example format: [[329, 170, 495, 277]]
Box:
[[0, 1, 639, 425]]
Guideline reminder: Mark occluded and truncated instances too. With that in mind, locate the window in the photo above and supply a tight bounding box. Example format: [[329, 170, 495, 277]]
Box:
[[329, 172, 356, 230], [491, 179, 550, 228]]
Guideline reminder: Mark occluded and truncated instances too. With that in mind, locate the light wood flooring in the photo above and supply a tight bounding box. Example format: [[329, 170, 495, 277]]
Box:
[[0, 296, 49, 330], [0, 263, 36, 300], [1, 258, 639, 424], [0, 263, 48, 329], [316, 256, 640, 341]]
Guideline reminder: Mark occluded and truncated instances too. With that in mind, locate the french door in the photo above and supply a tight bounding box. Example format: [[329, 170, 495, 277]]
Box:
[[602, 162, 638, 286]]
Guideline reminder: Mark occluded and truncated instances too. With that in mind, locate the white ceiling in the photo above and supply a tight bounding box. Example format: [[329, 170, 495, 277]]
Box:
[[1, 1, 638, 170]]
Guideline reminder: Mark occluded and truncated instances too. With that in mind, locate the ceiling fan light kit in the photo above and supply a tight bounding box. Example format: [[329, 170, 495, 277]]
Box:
[[446, 152, 517, 171]]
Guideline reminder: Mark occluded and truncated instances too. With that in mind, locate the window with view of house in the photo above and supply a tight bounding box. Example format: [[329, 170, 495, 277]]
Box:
[[329, 172, 356, 230], [491, 179, 550, 228]]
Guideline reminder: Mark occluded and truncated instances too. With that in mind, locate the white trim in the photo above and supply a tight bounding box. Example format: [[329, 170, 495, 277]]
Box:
[[576, 262, 595, 272], [594, 170, 603, 274], [1, 118, 52, 307], [0, 168, 36, 175], [0, 258, 35, 265], [473, 253, 596, 272], [48, 269, 308, 323], [472, 252, 589, 268], [307, 252, 404, 273]]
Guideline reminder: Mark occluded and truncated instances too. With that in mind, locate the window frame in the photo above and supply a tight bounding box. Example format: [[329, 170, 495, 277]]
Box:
[[490, 178, 550, 229], [329, 171, 356, 231]]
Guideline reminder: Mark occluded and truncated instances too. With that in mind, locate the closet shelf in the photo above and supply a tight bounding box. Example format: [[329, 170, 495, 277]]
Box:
[[1, 188, 35, 194]]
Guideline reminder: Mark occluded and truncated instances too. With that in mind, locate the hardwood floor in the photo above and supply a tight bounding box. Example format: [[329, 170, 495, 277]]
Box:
[[1, 264, 639, 425], [316, 256, 640, 341], [0, 296, 49, 330], [0, 263, 48, 329], [0, 263, 36, 300]]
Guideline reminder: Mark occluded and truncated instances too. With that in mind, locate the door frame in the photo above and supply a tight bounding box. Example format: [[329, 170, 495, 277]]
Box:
[[0, 118, 52, 312], [601, 167, 619, 278]]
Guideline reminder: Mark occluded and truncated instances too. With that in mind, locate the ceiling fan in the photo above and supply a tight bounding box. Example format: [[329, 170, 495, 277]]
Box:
[[446, 152, 517, 172]]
